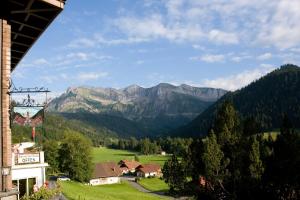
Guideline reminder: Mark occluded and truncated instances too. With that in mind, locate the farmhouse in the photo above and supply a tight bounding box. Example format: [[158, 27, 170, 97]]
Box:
[[90, 162, 122, 186], [136, 164, 162, 178], [119, 160, 141, 174]]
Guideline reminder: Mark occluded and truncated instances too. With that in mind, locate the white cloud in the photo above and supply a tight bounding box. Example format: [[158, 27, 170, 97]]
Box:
[[19, 58, 49, 68], [257, 53, 272, 60], [192, 44, 206, 50], [208, 30, 239, 45], [203, 65, 275, 91], [135, 60, 145, 65], [77, 72, 108, 82], [68, 38, 95, 48], [33, 58, 49, 65], [191, 54, 225, 63], [255, 0, 300, 49], [114, 15, 204, 42]]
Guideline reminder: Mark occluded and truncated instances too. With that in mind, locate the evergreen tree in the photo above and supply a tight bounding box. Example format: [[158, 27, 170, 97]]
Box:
[[202, 133, 226, 183], [248, 136, 264, 180], [263, 115, 300, 199], [214, 101, 240, 146], [162, 154, 186, 194]]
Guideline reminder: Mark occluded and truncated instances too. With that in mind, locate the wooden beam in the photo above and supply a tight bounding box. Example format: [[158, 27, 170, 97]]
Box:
[[12, 32, 35, 40], [11, 49, 26, 54], [11, 56, 21, 60], [11, 20, 43, 31], [12, 41, 31, 47], [29, 13, 50, 21], [11, 8, 59, 14], [10, 0, 25, 7], [14, 0, 35, 40]]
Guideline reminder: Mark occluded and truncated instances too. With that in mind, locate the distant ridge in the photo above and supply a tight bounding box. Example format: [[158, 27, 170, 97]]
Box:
[[48, 83, 227, 137]]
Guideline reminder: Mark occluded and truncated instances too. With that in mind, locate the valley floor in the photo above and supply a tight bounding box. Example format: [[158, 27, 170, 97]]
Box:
[[92, 147, 171, 166], [61, 181, 166, 200], [61, 147, 173, 200]]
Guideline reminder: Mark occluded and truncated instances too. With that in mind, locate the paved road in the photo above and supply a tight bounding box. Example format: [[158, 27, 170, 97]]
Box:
[[49, 180, 68, 200]]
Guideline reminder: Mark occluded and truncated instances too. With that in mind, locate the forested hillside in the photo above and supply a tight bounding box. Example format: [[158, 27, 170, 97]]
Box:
[[11, 113, 117, 146], [175, 64, 300, 137]]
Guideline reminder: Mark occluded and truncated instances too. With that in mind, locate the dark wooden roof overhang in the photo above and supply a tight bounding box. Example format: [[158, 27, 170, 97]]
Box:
[[2, 0, 66, 71]]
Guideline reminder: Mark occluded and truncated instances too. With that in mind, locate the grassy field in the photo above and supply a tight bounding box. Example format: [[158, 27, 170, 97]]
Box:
[[61, 181, 164, 200], [138, 178, 169, 193], [262, 131, 279, 140], [92, 147, 170, 166]]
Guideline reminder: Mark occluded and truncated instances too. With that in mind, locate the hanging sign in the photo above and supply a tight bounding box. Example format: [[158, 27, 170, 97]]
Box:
[[12, 107, 44, 127]]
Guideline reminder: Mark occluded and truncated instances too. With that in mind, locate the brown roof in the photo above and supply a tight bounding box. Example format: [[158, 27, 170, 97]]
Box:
[[136, 163, 161, 173], [119, 160, 141, 170], [92, 162, 122, 179]]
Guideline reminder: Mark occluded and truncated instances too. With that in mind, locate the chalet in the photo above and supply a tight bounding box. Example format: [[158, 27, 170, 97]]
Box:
[[136, 164, 162, 178], [90, 162, 122, 186], [119, 160, 141, 174]]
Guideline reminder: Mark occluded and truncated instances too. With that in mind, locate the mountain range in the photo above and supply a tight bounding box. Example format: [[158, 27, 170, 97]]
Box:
[[174, 64, 300, 137], [48, 83, 227, 137]]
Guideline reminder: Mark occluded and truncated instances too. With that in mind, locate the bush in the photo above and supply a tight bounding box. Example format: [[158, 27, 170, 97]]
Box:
[[20, 186, 61, 200]]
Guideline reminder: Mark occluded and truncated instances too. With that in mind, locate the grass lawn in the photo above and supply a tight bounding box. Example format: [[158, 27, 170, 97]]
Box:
[[138, 178, 169, 193], [92, 147, 170, 166], [92, 147, 135, 163], [262, 131, 280, 140], [61, 181, 164, 200]]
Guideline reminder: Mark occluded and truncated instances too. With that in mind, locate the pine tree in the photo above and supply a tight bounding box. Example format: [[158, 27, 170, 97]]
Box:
[[202, 133, 225, 183], [248, 136, 264, 180], [162, 154, 186, 194], [214, 101, 240, 146]]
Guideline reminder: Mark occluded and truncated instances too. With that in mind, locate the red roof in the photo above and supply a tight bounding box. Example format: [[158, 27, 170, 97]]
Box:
[[92, 162, 122, 178], [136, 164, 161, 173], [119, 160, 141, 170]]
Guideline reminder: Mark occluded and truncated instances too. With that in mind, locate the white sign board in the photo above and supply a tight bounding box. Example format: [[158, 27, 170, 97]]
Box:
[[17, 154, 40, 164]]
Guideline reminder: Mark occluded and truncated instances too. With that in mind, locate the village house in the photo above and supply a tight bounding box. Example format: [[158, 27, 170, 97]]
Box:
[[136, 163, 162, 178], [119, 160, 141, 174], [90, 162, 122, 186], [11, 142, 48, 199]]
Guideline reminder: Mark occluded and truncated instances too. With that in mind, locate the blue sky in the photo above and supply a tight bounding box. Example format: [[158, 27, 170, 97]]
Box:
[[12, 0, 300, 97]]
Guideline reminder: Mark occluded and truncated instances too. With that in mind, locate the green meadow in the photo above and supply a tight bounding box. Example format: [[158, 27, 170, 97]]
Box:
[[61, 181, 164, 200], [92, 147, 170, 166], [138, 178, 169, 193]]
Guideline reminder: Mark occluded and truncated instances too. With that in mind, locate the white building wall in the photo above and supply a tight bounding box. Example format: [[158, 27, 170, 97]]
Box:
[[137, 171, 158, 178], [12, 165, 47, 188], [89, 177, 120, 186]]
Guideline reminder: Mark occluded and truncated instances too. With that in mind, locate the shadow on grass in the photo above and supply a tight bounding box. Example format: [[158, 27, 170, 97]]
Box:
[[114, 153, 135, 156]]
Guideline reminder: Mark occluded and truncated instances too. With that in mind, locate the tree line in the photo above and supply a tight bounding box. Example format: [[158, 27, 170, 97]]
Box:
[[110, 136, 192, 156], [162, 101, 300, 200]]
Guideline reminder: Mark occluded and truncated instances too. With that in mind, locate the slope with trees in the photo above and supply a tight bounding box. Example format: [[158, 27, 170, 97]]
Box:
[[175, 64, 300, 137], [162, 101, 300, 199]]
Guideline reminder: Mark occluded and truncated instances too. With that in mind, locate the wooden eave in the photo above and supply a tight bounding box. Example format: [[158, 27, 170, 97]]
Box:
[[4, 0, 66, 71]]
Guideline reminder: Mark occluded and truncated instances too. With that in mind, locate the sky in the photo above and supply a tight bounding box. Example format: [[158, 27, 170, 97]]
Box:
[[11, 0, 300, 98]]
